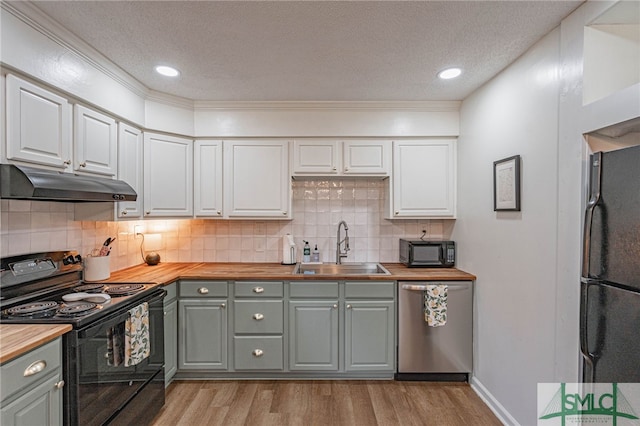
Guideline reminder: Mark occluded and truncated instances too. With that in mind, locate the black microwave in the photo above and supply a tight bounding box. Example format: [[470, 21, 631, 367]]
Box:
[[399, 239, 455, 268]]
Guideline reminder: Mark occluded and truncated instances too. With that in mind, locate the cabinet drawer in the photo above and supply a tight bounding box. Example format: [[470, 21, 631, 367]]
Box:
[[179, 281, 227, 298], [234, 336, 283, 370], [234, 301, 283, 334], [234, 281, 283, 298], [345, 281, 395, 298], [290, 281, 339, 298], [1, 338, 61, 402]]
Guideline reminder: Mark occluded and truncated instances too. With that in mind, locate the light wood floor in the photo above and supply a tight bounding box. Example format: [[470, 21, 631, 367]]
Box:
[[151, 380, 501, 426]]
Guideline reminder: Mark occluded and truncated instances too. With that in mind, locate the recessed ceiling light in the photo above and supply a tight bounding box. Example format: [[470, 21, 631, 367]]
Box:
[[438, 68, 462, 80], [155, 65, 180, 77]]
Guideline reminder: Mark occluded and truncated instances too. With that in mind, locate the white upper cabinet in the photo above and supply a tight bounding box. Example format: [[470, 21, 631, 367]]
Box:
[[388, 139, 456, 219], [292, 139, 390, 176], [5, 74, 72, 170], [117, 123, 143, 218], [194, 140, 223, 217], [144, 132, 193, 217], [225, 140, 291, 219], [342, 140, 390, 175], [74, 105, 117, 176]]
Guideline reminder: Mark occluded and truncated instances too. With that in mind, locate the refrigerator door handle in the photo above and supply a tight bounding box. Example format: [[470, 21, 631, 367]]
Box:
[[582, 152, 602, 279], [579, 280, 596, 383]]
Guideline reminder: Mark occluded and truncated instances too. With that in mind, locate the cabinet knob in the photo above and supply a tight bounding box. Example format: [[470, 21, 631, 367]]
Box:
[[395, 211, 399, 215], [197, 287, 209, 295], [253, 313, 264, 321], [347, 304, 352, 309], [253, 287, 264, 294], [333, 304, 338, 309], [345, 167, 349, 172], [121, 210, 128, 215], [79, 162, 87, 168], [332, 167, 337, 171], [217, 210, 221, 215], [220, 303, 226, 309], [54, 380, 65, 390], [23, 360, 46, 377], [282, 211, 287, 215], [163, 311, 167, 316], [64, 160, 71, 165], [252, 349, 264, 357], [146, 211, 151, 215]]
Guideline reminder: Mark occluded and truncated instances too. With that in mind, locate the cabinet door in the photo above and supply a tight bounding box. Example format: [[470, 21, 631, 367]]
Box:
[[117, 123, 143, 218], [163, 299, 178, 385], [292, 140, 339, 175], [224, 140, 291, 218], [5, 74, 72, 169], [345, 301, 395, 371], [144, 133, 193, 217], [178, 299, 227, 370], [194, 140, 223, 217], [288, 301, 339, 371], [0, 373, 62, 426], [342, 140, 390, 175], [391, 139, 456, 218], [74, 105, 117, 176]]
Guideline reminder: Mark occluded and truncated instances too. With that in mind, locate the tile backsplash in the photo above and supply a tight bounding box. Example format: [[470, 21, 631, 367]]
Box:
[[0, 179, 449, 270]]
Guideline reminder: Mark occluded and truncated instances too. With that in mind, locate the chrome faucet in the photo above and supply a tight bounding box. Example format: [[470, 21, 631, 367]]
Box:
[[336, 220, 350, 264]]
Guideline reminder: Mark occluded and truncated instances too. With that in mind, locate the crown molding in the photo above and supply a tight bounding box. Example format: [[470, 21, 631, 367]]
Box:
[[2, 1, 149, 99], [146, 90, 195, 110], [193, 100, 461, 112]]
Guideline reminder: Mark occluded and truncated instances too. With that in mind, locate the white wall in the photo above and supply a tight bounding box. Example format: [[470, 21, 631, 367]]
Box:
[[453, 28, 562, 425]]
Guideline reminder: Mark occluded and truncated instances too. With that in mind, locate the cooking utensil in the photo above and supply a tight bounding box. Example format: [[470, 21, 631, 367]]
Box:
[[63, 292, 111, 304]]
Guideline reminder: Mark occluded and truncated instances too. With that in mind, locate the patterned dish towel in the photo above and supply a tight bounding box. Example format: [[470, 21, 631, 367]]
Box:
[[424, 285, 448, 327], [124, 302, 150, 366]]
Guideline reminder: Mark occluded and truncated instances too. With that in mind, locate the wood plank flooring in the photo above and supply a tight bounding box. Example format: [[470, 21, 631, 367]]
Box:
[[151, 380, 501, 426]]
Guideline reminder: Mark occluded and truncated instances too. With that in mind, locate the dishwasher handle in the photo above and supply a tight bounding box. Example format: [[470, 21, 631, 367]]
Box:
[[401, 283, 470, 291]]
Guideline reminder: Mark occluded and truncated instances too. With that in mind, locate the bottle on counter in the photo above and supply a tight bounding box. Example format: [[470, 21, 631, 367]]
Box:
[[311, 244, 320, 262], [303, 240, 311, 263]]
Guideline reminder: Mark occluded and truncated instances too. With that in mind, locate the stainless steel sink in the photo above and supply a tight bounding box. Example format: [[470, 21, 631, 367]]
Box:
[[292, 262, 391, 275]]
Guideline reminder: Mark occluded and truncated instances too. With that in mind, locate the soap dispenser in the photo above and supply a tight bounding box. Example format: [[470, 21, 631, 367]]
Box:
[[302, 240, 311, 263], [311, 244, 320, 263]]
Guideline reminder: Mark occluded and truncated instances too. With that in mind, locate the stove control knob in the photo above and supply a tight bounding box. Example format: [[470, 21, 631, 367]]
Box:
[[54, 380, 65, 390]]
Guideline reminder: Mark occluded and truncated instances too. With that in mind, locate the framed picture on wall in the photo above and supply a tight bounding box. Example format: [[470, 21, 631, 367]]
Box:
[[493, 155, 521, 211]]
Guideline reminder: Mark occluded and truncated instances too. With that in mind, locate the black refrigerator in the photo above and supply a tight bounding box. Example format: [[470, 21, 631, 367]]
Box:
[[580, 144, 640, 383]]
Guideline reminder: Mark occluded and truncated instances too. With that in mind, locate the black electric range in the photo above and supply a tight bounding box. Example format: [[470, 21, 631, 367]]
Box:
[[0, 251, 166, 426]]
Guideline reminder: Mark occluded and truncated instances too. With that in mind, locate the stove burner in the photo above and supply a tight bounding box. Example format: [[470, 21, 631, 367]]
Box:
[[104, 283, 145, 296], [74, 283, 105, 293], [5, 301, 59, 318], [58, 302, 97, 317]]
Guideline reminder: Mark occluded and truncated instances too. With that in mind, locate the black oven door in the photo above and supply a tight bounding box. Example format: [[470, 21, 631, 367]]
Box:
[[65, 290, 165, 426]]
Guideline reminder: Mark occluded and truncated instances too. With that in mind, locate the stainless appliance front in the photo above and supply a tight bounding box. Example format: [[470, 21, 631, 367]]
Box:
[[397, 281, 472, 380]]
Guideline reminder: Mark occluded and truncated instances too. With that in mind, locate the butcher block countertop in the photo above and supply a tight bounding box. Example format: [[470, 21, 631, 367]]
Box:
[[0, 324, 72, 364], [105, 262, 476, 285]]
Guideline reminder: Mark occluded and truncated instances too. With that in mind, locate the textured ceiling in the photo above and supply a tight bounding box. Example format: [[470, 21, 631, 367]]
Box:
[[30, 1, 583, 102]]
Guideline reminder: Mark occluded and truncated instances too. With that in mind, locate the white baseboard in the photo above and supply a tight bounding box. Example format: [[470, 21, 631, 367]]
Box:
[[470, 376, 520, 426]]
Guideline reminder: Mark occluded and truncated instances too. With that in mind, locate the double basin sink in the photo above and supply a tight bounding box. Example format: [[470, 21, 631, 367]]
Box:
[[292, 262, 391, 276]]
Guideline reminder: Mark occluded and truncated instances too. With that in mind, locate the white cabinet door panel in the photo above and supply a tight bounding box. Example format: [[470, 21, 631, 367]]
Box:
[[194, 140, 223, 217], [6, 75, 72, 169], [343, 140, 390, 175], [74, 105, 117, 176], [292, 140, 338, 174], [117, 123, 143, 218]]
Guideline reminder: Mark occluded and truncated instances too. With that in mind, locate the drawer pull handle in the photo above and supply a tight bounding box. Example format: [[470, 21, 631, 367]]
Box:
[[24, 360, 46, 377], [253, 287, 264, 294], [54, 380, 65, 390], [253, 313, 264, 321], [253, 349, 264, 357], [198, 287, 209, 295]]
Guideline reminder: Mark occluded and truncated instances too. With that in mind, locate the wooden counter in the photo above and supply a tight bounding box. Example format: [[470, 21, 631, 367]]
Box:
[[0, 324, 72, 364], [105, 262, 476, 285]]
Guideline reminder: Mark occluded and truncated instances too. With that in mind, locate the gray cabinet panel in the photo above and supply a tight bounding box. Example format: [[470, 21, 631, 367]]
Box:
[[1, 339, 61, 401], [234, 281, 283, 297], [234, 336, 283, 370], [178, 299, 227, 370], [290, 281, 339, 298], [0, 373, 62, 426], [233, 300, 283, 334], [163, 298, 178, 384], [344, 281, 395, 299], [179, 281, 227, 298], [289, 301, 339, 371], [345, 301, 395, 371]]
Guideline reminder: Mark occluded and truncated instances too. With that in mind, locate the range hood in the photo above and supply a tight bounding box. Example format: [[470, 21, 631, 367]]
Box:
[[0, 164, 137, 202]]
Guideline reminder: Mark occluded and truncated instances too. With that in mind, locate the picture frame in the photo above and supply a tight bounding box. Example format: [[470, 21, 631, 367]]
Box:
[[493, 155, 521, 211]]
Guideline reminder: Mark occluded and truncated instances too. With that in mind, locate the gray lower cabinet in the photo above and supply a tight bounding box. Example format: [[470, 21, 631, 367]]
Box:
[[289, 300, 339, 371], [178, 281, 228, 370], [163, 282, 178, 385], [345, 301, 395, 371], [1, 338, 63, 426]]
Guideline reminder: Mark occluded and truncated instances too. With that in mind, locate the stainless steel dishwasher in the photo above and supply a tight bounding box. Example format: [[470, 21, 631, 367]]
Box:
[[396, 281, 473, 381]]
